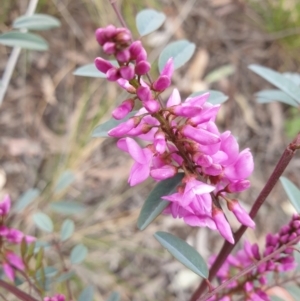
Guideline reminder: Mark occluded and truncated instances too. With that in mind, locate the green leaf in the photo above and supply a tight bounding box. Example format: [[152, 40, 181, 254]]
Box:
[[78, 286, 94, 301], [270, 297, 285, 301], [74, 60, 118, 78], [35, 248, 44, 270], [137, 173, 184, 230], [44, 266, 58, 277], [13, 14, 61, 31], [34, 241, 51, 253], [204, 64, 235, 84], [256, 89, 298, 107], [60, 219, 75, 241], [158, 40, 196, 72], [286, 285, 300, 300], [0, 31, 48, 50], [280, 177, 300, 213], [248, 65, 300, 105], [136, 9, 166, 36], [33, 213, 54, 232], [54, 170, 75, 193], [107, 292, 120, 301], [73, 64, 105, 78], [70, 244, 88, 264], [154, 231, 208, 278], [14, 188, 40, 212], [55, 271, 75, 283], [92, 110, 138, 138], [50, 201, 85, 215], [188, 90, 228, 105]]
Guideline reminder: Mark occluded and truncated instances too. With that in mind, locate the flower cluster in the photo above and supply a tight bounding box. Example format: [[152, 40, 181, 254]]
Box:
[[94, 25, 254, 243], [0, 195, 35, 281], [208, 214, 300, 301], [44, 294, 66, 301]]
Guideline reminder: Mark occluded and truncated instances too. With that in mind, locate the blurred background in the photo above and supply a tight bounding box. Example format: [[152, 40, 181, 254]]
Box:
[[1, 0, 300, 300]]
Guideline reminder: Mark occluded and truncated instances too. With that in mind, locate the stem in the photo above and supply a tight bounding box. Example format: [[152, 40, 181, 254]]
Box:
[[53, 239, 73, 301], [109, 0, 128, 29], [0, 0, 38, 106], [197, 235, 300, 301], [190, 133, 300, 301], [0, 279, 39, 301]]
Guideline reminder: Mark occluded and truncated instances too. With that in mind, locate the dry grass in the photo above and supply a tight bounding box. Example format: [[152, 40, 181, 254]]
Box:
[[0, 0, 300, 300]]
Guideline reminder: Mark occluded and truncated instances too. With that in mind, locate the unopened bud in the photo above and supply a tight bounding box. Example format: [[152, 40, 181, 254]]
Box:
[[135, 61, 151, 75], [112, 99, 134, 120], [152, 75, 171, 91]]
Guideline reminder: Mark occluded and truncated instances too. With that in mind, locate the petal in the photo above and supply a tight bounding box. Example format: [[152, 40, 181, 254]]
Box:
[[128, 162, 150, 186], [126, 138, 146, 163], [167, 89, 181, 107], [3, 263, 14, 281]]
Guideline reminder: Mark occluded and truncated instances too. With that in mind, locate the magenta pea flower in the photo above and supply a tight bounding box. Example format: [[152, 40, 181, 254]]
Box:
[[212, 206, 234, 244], [0, 194, 11, 216], [181, 177, 215, 207], [117, 137, 154, 186], [224, 148, 254, 181], [6, 252, 25, 271], [3, 262, 14, 281], [227, 199, 255, 229]]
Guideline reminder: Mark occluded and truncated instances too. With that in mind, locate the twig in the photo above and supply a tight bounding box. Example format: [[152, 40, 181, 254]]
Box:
[[190, 133, 300, 301], [0, 279, 39, 301], [0, 0, 39, 106], [197, 236, 300, 301], [53, 238, 73, 301]]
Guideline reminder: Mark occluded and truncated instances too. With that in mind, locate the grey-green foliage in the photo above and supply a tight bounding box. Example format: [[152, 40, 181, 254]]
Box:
[[0, 13, 61, 51]]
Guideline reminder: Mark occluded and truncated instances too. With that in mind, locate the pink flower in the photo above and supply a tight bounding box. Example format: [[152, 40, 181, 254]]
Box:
[[181, 124, 220, 145], [227, 200, 255, 229], [0, 194, 11, 216], [112, 99, 134, 120], [224, 148, 254, 181], [212, 207, 234, 244], [181, 178, 215, 207], [94, 57, 114, 74], [6, 252, 25, 271], [150, 165, 177, 181], [135, 61, 151, 75], [3, 262, 14, 281], [108, 118, 139, 137], [117, 138, 154, 186]]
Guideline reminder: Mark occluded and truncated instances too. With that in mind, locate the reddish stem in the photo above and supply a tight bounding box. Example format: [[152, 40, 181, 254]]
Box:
[[0, 279, 39, 301], [190, 133, 300, 301], [197, 235, 300, 301]]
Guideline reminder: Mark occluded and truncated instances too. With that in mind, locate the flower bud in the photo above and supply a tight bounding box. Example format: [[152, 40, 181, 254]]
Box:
[[160, 57, 174, 78], [94, 57, 114, 74], [112, 99, 134, 120], [182, 125, 220, 145], [150, 165, 177, 181], [227, 200, 255, 229], [0, 194, 11, 216], [116, 49, 130, 63], [137, 86, 151, 102], [6, 252, 25, 270], [129, 41, 144, 58], [251, 243, 260, 260], [168, 105, 202, 118], [212, 207, 234, 244], [103, 42, 116, 54], [119, 65, 135, 80], [108, 118, 139, 137], [106, 68, 120, 81], [135, 61, 151, 75], [227, 180, 250, 193], [143, 99, 160, 113], [95, 28, 107, 45], [152, 75, 171, 91]]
